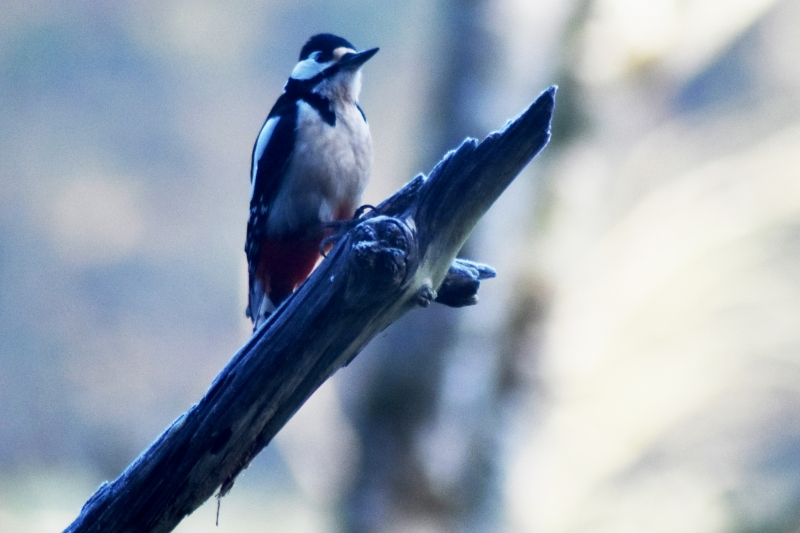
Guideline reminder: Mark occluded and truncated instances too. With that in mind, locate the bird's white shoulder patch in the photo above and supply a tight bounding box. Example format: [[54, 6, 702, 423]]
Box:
[[251, 116, 280, 200]]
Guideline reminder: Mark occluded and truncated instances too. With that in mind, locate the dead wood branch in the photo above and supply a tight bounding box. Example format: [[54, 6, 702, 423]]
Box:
[[64, 86, 555, 533]]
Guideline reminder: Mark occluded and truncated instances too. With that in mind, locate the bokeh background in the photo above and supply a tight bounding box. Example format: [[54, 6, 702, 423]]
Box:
[[2, 0, 800, 531]]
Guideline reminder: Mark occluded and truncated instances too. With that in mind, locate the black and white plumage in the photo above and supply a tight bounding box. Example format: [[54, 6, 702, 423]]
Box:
[[246, 34, 379, 330]]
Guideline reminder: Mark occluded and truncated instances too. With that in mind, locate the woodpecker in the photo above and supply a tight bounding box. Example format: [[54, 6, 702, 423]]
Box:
[[246, 34, 379, 330]]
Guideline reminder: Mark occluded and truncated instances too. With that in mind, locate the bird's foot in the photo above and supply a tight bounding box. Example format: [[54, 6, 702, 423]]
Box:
[[320, 204, 380, 256]]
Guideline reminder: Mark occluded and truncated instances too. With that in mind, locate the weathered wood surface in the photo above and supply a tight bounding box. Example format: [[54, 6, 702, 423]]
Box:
[[64, 86, 555, 533]]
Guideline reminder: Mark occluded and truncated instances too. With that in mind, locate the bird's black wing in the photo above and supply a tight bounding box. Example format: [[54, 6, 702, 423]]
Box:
[[249, 94, 298, 218], [245, 94, 298, 318]]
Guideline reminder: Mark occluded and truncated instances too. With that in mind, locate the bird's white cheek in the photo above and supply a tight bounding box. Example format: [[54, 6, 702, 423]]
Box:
[[290, 58, 333, 80]]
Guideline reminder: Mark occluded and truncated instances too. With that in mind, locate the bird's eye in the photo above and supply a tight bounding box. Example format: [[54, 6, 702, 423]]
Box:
[[311, 51, 324, 62]]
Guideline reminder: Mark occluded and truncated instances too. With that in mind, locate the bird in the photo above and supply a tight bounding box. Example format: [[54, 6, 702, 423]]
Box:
[[245, 34, 379, 330]]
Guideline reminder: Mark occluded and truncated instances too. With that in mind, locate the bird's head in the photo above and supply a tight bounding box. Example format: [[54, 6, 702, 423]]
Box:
[[288, 34, 379, 103]]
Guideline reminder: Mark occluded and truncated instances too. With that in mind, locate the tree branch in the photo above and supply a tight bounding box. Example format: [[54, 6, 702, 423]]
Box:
[[64, 86, 556, 533]]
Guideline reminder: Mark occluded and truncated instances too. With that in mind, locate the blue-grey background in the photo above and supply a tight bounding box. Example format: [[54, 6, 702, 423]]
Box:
[[2, 1, 800, 532]]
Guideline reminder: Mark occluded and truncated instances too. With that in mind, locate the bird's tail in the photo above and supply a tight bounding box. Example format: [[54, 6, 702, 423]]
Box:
[[246, 236, 322, 332], [247, 277, 276, 332]]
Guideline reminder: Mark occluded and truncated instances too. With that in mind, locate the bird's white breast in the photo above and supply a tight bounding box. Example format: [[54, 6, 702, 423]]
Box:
[[267, 99, 372, 236]]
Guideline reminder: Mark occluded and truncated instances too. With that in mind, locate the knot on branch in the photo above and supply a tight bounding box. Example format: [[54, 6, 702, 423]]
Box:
[[348, 216, 415, 297], [415, 284, 437, 307]]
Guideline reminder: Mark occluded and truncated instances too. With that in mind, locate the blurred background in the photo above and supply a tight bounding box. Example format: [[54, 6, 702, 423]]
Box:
[[2, 0, 800, 531]]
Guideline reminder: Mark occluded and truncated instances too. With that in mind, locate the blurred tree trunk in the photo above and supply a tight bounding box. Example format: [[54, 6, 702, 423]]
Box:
[[502, 0, 800, 531], [343, 1, 504, 531]]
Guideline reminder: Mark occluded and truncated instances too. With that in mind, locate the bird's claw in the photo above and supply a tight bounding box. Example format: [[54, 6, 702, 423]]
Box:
[[320, 204, 381, 256]]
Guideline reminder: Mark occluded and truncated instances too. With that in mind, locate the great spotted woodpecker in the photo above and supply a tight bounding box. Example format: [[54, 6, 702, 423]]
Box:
[[246, 34, 378, 330]]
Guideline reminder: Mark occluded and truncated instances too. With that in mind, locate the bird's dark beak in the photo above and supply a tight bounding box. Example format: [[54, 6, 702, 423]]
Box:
[[339, 47, 379, 70]]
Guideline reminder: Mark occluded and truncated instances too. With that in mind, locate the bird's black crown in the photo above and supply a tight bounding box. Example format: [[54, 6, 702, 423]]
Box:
[[299, 34, 356, 62]]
